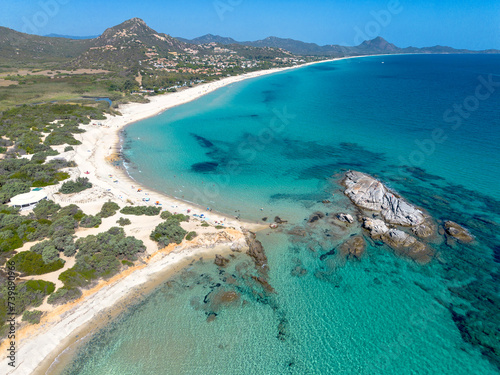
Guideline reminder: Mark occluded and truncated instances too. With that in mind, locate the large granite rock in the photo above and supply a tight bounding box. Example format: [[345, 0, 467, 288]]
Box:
[[444, 221, 474, 242], [343, 170, 425, 226]]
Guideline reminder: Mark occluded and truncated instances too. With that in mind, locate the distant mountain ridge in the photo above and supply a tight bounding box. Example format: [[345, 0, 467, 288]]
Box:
[[179, 34, 500, 56], [44, 34, 99, 40], [1, 18, 499, 69]]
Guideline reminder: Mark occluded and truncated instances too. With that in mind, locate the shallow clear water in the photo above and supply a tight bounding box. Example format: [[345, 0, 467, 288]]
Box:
[[65, 55, 500, 374]]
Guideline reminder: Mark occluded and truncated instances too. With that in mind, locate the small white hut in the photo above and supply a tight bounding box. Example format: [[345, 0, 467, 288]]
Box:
[[10, 189, 48, 209]]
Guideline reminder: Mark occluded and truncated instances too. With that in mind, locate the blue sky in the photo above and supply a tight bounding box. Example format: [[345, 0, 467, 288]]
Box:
[[1, 0, 499, 49]]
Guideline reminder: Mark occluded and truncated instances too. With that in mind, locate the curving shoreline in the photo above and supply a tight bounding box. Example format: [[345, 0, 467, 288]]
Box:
[[0, 55, 380, 375]]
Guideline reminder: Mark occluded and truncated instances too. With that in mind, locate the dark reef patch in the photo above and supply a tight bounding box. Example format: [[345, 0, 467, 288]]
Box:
[[190, 133, 215, 148], [191, 161, 219, 173]]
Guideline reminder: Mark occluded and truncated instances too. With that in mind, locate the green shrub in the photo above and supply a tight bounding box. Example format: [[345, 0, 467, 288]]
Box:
[[31, 240, 52, 254], [33, 199, 61, 220], [121, 260, 134, 267], [59, 177, 92, 194], [52, 235, 76, 255], [0, 180, 31, 204], [186, 231, 197, 241], [64, 146, 74, 152], [120, 206, 161, 216], [44, 131, 81, 146], [160, 210, 172, 220], [215, 225, 224, 229], [0, 230, 23, 252], [10, 251, 64, 275], [201, 222, 210, 227], [168, 214, 190, 223], [49, 216, 78, 238], [98, 201, 120, 218], [59, 268, 91, 288], [79, 215, 101, 228], [22, 310, 43, 324], [47, 287, 82, 306], [13, 280, 56, 312], [31, 149, 59, 163], [117, 217, 131, 226], [42, 245, 59, 264], [150, 221, 187, 248]]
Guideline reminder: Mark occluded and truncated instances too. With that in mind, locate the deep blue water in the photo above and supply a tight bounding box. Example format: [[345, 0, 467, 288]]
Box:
[[65, 54, 500, 374]]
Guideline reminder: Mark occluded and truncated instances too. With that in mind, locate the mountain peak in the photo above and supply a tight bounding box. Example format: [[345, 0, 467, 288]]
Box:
[[358, 36, 398, 52], [188, 34, 238, 45], [129, 17, 146, 24]]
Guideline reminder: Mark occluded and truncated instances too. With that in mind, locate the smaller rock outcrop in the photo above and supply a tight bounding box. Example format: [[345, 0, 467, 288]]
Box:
[[362, 217, 389, 238], [411, 220, 436, 238], [274, 216, 288, 224], [444, 221, 474, 243], [362, 217, 432, 263], [337, 213, 354, 224]]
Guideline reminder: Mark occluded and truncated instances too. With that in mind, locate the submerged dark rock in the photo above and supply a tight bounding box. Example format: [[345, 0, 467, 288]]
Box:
[[338, 236, 366, 260], [307, 211, 325, 224], [191, 161, 219, 173], [214, 254, 230, 267], [274, 216, 288, 224], [244, 230, 269, 274]]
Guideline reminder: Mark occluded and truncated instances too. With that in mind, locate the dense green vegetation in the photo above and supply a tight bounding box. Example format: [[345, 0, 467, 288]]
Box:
[[9, 251, 64, 276], [0, 279, 56, 332], [168, 213, 190, 223], [0, 198, 83, 257], [57, 227, 145, 289], [160, 210, 172, 220], [98, 201, 120, 218], [79, 215, 102, 228], [59, 177, 92, 194], [150, 215, 189, 248], [120, 206, 161, 216]]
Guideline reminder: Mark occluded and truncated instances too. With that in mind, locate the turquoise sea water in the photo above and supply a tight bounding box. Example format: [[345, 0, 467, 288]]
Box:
[[65, 55, 500, 374]]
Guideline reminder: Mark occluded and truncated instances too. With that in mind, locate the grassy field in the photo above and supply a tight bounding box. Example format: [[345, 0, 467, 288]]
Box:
[[0, 72, 140, 110]]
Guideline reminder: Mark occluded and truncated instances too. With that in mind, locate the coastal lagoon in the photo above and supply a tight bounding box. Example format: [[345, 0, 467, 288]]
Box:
[[64, 55, 500, 374]]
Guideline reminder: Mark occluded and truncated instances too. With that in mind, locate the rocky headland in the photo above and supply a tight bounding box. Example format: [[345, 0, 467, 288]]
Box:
[[341, 170, 472, 264]]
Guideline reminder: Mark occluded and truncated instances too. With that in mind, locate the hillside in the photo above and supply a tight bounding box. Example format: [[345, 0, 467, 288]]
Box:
[[0, 26, 92, 65], [72, 18, 195, 69]]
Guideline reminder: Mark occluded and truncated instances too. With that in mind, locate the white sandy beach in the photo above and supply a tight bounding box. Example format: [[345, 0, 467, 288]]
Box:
[[0, 58, 348, 375]]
